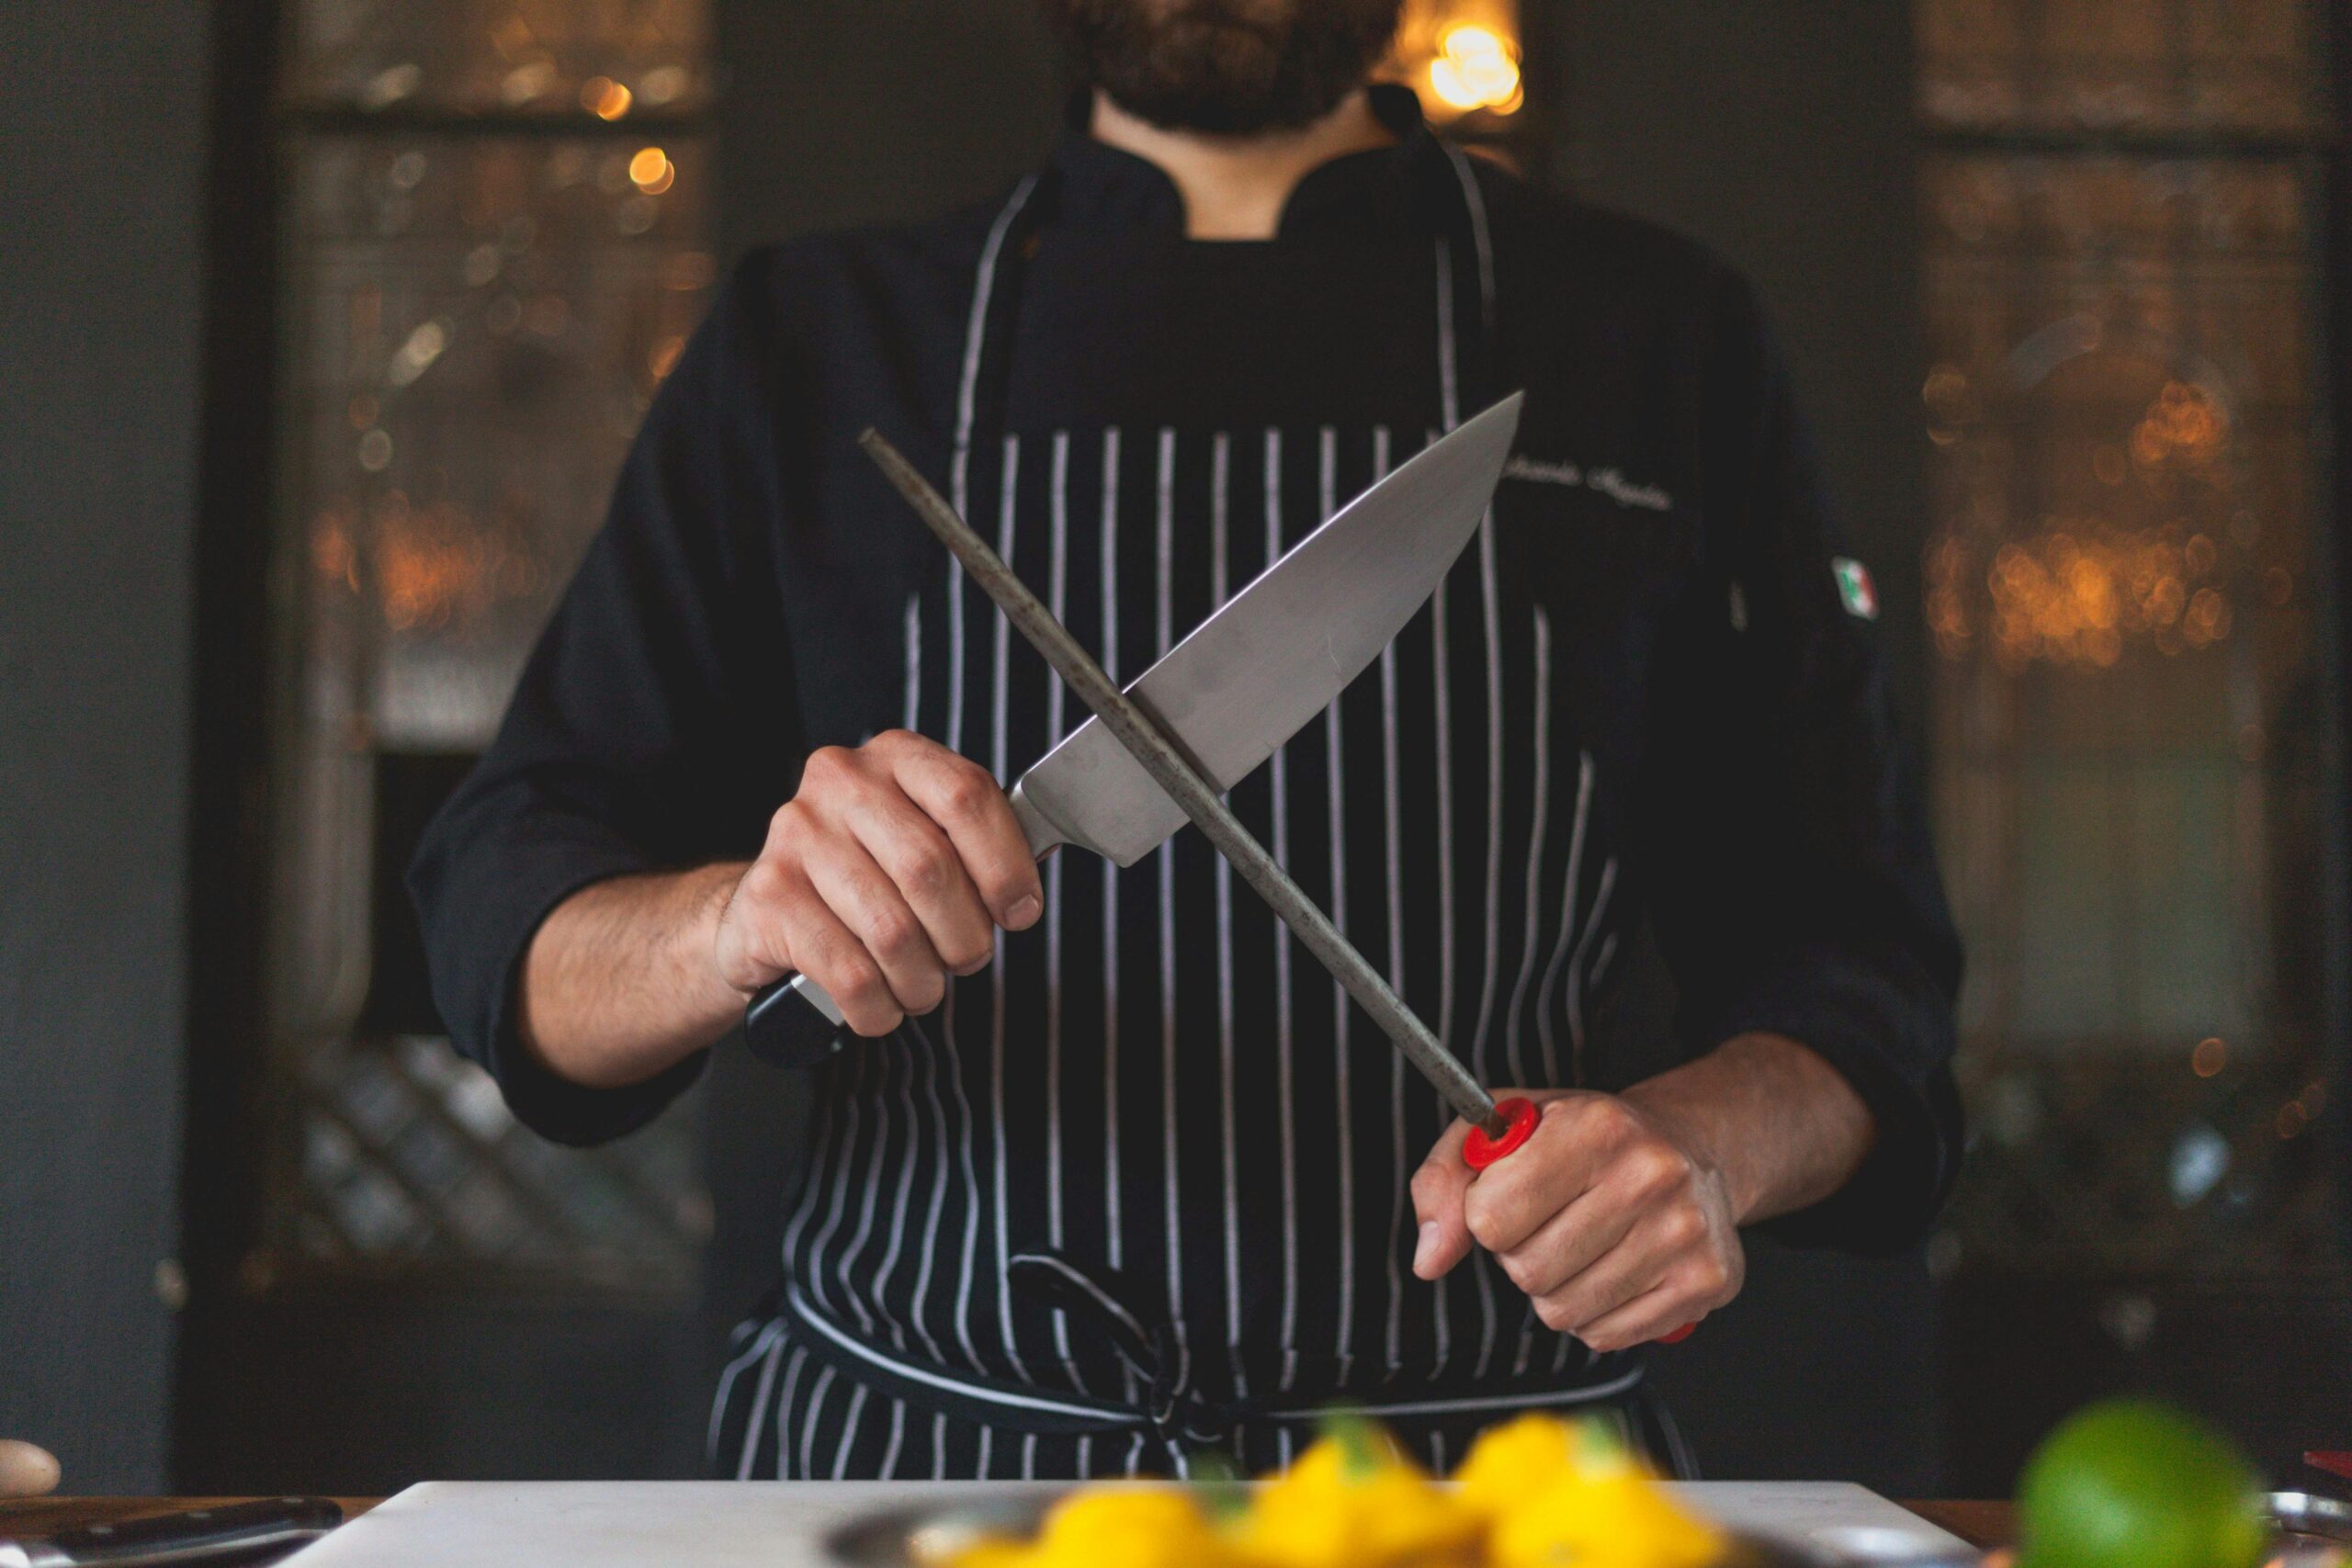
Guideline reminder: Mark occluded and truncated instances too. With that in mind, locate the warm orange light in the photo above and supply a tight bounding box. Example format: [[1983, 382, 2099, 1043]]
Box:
[[628, 146, 674, 195], [581, 75, 633, 120], [1929, 521, 2235, 670], [2132, 380, 2230, 468], [2191, 1037, 2227, 1077], [1428, 24, 1521, 115], [649, 333, 686, 384]]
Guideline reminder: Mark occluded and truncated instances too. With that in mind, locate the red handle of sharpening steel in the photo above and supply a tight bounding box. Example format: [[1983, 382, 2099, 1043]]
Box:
[[1461, 1096, 1699, 1347], [1462, 1096, 1539, 1169]]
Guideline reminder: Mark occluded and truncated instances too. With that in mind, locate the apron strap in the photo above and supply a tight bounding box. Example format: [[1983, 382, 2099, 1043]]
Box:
[[775, 1252, 1650, 1476]]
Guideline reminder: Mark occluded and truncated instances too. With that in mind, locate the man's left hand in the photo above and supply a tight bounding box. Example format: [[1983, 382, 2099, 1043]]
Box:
[[1408, 1088, 1745, 1353]]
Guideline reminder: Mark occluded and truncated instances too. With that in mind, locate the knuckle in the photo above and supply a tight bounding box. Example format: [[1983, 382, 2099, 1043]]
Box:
[[863, 906, 923, 960], [735, 858, 786, 907], [1498, 1250, 1540, 1292], [801, 745, 853, 786], [1464, 1204, 1510, 1254], [888, 838, 953, 901], [796, 924, 851, 978], [829, 953, 889, 1010], [1630, 1141, 1689, 1193], [765, 800, 813, 852], [938, 767, 997, 821], [1659, 1203, 1705, 1250], [1588, 1095, 1638, 1137], [1533, 1296, 1577, 1333]]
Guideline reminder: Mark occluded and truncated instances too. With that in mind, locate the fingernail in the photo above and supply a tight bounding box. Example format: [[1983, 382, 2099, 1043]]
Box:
[[1412, 1222, 1441, 1278], [1005, 894, 1041, 928]]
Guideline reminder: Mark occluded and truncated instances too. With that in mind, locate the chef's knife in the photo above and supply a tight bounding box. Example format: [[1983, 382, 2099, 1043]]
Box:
[[741, 392, 1524, 1068]]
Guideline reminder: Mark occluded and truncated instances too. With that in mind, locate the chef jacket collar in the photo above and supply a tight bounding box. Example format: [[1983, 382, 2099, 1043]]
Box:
[[1044, 81, 1455, 241]]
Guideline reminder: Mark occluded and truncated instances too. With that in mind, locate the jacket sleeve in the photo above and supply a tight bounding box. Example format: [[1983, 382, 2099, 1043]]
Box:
[[1637, 269, 1965, 1253], [408, 254, 806, 1146]]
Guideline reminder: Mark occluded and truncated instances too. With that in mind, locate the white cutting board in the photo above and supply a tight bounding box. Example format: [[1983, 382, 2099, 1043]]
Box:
[[282, 1480, 1972, 1566]]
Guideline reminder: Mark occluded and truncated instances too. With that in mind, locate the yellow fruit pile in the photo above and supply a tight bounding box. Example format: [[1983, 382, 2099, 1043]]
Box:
[[948, 1415, 1726, 1568]]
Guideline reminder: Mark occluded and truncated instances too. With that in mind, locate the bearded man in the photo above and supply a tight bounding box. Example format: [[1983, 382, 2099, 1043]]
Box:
[[413, 0, 1962, 1479]]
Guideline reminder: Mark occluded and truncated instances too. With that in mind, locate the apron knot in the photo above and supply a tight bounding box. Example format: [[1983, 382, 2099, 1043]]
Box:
[[1007, 1249, 1240, 1470]]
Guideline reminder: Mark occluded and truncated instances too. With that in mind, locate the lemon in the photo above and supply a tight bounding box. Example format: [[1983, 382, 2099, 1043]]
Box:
[[2017, 1400, 2267, 1568], [1454, 1413, 1579, 1519], [1032, 1486, 1239, 1568], [1227, 1428, 1481, 1568]]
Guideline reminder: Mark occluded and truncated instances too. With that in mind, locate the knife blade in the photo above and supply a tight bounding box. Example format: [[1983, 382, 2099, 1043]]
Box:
[[741, 392, 1523, 1067]]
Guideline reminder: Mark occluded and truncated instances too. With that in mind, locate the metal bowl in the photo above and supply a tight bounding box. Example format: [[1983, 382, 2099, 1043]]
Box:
[[828, 1489, 1058, 1568], [2267, 1491, 2352, 1566]]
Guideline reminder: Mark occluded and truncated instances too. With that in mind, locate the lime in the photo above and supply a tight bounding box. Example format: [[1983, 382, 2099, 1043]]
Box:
[[2017, 1400, 2267, 1568]]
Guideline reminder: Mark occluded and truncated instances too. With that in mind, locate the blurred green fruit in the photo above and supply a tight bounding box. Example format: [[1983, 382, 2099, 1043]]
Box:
[[2018, 1400, 2266, 1568]]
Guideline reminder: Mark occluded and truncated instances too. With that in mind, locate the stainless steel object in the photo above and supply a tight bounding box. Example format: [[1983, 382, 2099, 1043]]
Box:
[[0, 1498, 343, 1567], [743, 393, 1522, 1087], [825, 1486, 2352, 1568], [2268, 1491, 2352, 1567], [824, 1492, 1864, 1568]]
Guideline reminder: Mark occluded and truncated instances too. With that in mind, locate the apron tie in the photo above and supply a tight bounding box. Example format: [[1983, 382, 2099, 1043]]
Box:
[[775, 1261, 1649, 1479], [1008, 1249, 1238, 1466]]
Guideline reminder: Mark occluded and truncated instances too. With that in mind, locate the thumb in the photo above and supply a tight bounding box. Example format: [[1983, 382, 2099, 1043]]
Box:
[[1408, 1120, 1476, 1280]]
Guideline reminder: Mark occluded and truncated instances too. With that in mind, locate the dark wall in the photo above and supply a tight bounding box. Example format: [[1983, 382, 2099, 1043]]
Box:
[[1554, 0, 1930, 719], [0, 3, 211, 1492], [715, 0, 1063, 254], [1550, 0, 1944, 1491]]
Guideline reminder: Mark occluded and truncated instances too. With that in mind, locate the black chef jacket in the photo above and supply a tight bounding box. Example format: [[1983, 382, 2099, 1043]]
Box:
[[412, 86, 1963, 1482]]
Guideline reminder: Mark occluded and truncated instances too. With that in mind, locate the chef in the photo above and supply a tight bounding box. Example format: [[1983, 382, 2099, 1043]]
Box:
[[413, 0, 1962, 1483]]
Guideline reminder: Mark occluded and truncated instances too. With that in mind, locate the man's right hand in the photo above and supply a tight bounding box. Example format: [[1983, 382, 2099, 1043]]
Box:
[[713, 729, 1044, 1038]]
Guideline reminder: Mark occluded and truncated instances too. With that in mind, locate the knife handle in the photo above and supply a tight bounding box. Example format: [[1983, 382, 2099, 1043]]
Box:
[[1461, 1098, 1698, 1348], [741, 972, 850, 1069], [1, 1497, 343, 1567]]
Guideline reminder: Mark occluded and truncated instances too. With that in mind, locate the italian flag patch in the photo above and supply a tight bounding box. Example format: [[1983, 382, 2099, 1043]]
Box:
[[1832, 556, 1879, 620]]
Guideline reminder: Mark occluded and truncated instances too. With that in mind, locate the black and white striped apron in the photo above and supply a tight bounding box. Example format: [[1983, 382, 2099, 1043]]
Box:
[[709, 132, 1682, 1482]]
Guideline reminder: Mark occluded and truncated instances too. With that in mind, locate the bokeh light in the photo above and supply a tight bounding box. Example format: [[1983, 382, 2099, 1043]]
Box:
[[1427, 24, 1522, 115]]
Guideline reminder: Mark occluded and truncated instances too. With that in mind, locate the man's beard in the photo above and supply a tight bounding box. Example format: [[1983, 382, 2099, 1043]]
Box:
[[1044, 0, 1406, 136]]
